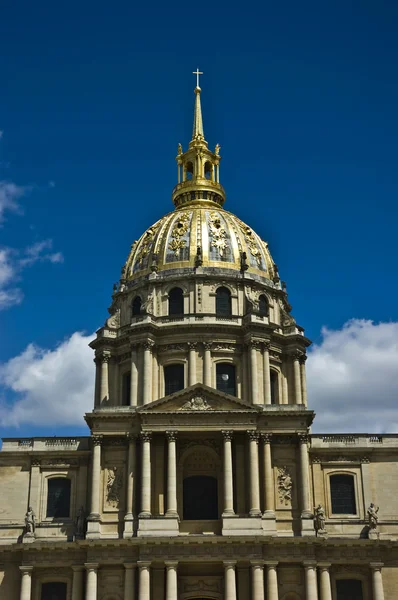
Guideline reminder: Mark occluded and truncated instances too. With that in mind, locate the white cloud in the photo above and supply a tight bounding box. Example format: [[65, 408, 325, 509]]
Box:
[[0, 181, 29, 223], [0, 332, 95, 428], [307, 319, 398, 433], [19, 239, 64, 267]]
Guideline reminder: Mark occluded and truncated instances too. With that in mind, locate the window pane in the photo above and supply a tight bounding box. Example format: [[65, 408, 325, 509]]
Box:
[[336, 579, 363, 600], [46, 479, 71, 518], [183, 476, 218, 520], [216, 363, 236, 396], [122, 371, 131, 406], [164, 364, 184, 395], [270, 371, 278, 404], [216, 287, 232, 316], [41, 582, 67, 600], [132, 296, 142, 316], [330, 475, 356, 514], [169, 288, 184, 315], [259, 295, 268, 316]]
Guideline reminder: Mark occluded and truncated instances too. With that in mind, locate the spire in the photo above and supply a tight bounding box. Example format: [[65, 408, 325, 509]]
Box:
[[192, 68, 205, 142]]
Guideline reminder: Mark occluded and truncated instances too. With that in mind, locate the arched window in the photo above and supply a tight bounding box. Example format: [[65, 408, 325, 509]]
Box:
[[216, 287, 232, 317], [41, 582, 67, 600], [164, 364, 184, 395], [122, 371, 131, 406], [204, 161, 212, 180], [185, 161, 193, 181], [270, 370, 278, 404], [259, 294, 268, 316], [46, 478, 71, 518], [330, 474, 356, 514], [132, 296, 142, 316], [168, 287, 184, 316], [336, 579, 363, 600], [183, 475, 218, 520], [216, 363, 236, 396]]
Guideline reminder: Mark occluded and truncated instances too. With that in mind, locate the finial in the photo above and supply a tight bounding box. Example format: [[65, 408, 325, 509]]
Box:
[[193, 67, 203, 90]]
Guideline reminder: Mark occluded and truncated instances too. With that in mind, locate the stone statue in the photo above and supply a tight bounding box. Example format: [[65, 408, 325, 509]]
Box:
[[24, 506, 36, 536], [314, 504, 326, 534], [215, 143, 220, 156], [368, 503, 379, 530], [177, 143, 182, 155], [75, 506, 86, 538]]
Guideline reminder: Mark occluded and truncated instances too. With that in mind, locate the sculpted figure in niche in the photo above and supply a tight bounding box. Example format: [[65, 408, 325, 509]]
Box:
[[75, 506, 86, 538], [106, 467, 123, 508], [368, 503, 379, 529], [314, 504, 326, 534], [24, 506, 36, 536], [277, 466, 292, 506]]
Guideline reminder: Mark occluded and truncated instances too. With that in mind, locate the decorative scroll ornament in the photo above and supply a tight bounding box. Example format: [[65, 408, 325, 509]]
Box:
[[180, 396, 212, 411], [135, 220, 162, 265], [208, 211, 228, 257], [277, 466, 293, 506], [106, 467, 123, 508], [168, 212, 191, 255], [238, 221, 262, 265]]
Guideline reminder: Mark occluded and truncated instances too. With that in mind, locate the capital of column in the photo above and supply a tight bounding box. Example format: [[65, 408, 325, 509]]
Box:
[[298, 433, 310, 445], [99, 351, 111, 363], [126, 433, 137, 443], [130, 342, 140, 351], [370, 562, 384, 571], [223, 560, 237, 568], [303, 561, 317, 570], [140, 431, 152, 442], [187, 342, 198, 350], [261, 433, 272, 444], [291, 350, 304, 361], [123, 562, 136, 570], [84, 563, 99, 572], [262, 341, 271, 351], [265, 561, 278, 569], [92, 435, 103, 447], [249, 340, 261, 350], [299, 354, 307, 365], [250, 560, 265, 568], [137, 561, 151, 569], [247, 430, 260, 443], [143, 340, 155, 351], [165, 561, 179, 569], [72, 565, 84, 572], [203, 342, 212, 350], [166, 431, 178, 442], [19, 566, 33, 574], [222, 430, 234, 441]]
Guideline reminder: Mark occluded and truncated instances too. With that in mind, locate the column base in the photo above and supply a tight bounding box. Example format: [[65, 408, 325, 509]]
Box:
[[261, 512, 277, 536], [222, 510, 235, 517], [300, 516, 315, 537], [249, 509, 262, 517], [22, 534, 36, 544], [138, 516, 179, 537], [123, 513, 136, 538], [222, 516, 262, 536], [86, 517, 101, 539], [165, 510, 179, 519]]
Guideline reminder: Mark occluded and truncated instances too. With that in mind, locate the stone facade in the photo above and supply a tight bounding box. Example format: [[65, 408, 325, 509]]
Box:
[[1, 83, 397, 600]]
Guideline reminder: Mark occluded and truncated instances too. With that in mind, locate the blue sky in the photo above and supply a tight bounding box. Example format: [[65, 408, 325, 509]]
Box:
[[1, 1, 398, 438]]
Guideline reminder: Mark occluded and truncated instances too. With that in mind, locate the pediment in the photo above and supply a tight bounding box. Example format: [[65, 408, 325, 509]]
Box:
[[137, 384, 260, 413]]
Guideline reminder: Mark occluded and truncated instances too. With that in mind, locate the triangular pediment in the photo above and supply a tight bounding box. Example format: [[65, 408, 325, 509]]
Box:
[[137, 384, 260, 413]]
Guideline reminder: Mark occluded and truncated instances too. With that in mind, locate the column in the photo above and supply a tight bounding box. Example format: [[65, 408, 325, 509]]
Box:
[[281, 362, 288, 405], [300, 355, 308, 407], [224, 561, 237, 600], [143, 341, 154, 405], [188, 342, 197, 386], [304, 563, 318, 600], [166, 431, 178, 517], [261, 434, 275, 516], [89, 436, 102, 519], [250, 342, 259, 403], [85, 563, 98, 600], [124, 563, 136, 600], [152, 351, 159, 402], [263, 343, 271, 405], [124, 434, 136, 534], [371, 563, 385, 600], [100, 352, 111, 405], [130, 344, 139, 406], [293, 353, 302, 405], [94, 358, 101, 407], [19, 566, 33, 600], [222, 431, 234, 516], [265, 562, 279, 600], [247, 431, 261, 516], [71, 566, 84, 600], [318, 564, 332, 600], [298, 434, 312, 518], [138, 562, 151, 600], [203, 342, 212, 386], [165, 561, 178, 600], [139, 432, 152, 517], [251, 561, 264, 600]]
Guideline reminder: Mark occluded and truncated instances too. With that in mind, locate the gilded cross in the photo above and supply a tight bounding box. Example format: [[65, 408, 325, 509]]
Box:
[[193, 68, 203, 88]]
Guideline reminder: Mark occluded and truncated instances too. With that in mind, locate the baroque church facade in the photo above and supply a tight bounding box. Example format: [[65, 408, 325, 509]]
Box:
[[1, 79, 398, 600]]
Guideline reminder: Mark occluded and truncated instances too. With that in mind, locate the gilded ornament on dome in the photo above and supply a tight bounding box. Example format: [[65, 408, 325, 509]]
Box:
[[168, 212, 191, 256], [135, 221, 162, 266], [239, 222, 262, 266], [208, 211, 228, 257]]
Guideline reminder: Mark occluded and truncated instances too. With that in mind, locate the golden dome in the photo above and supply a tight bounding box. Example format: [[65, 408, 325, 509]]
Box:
[[125, 206, 276, 281], [124, 80, 277, 283]]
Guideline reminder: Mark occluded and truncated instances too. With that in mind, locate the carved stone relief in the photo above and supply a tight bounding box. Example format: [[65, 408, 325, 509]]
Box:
[[277, 466, 293, 507], [105, 467, 123, 510]]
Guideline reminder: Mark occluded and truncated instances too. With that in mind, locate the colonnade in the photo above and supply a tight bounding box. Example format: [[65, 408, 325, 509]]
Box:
[[19, 561, 386, 600], [94, 342, 308, 408], [87, 431, 312, 528]]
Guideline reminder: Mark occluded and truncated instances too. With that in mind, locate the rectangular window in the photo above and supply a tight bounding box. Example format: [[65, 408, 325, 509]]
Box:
[[330, 474, 356, 514], [41, 582, 67, 600], [216, 363, 236, 396], [164, 364, 184, 395], [46, 478, 71, 518], [336, 579, 363, 600], [122, 371, 131, 406]]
